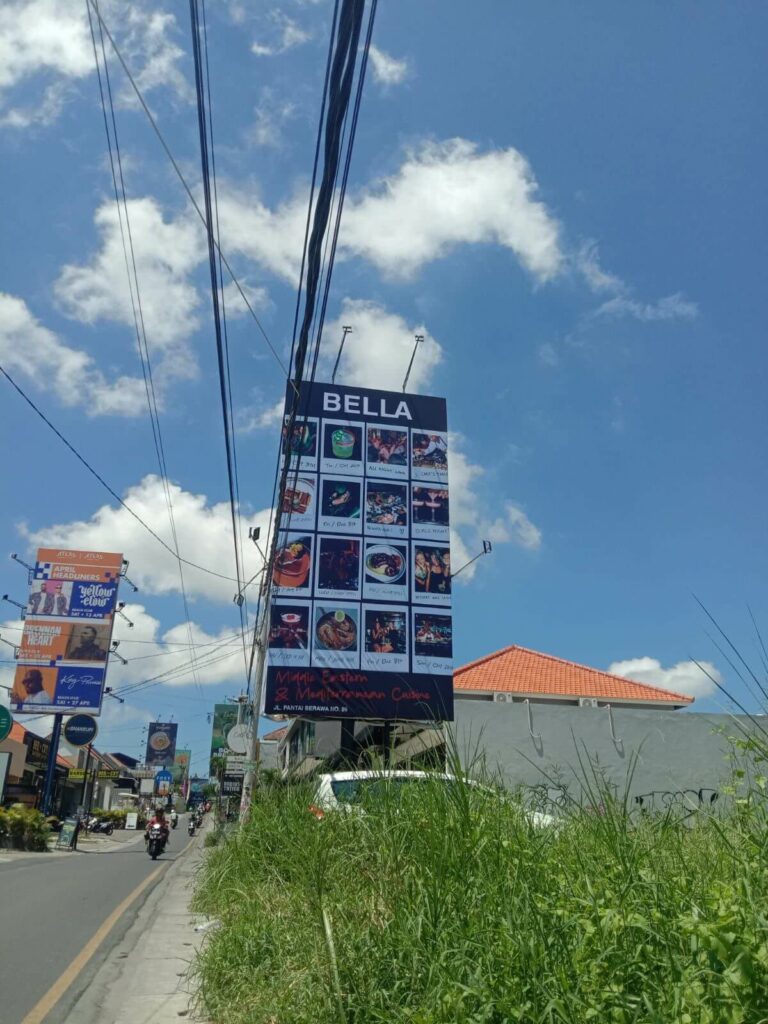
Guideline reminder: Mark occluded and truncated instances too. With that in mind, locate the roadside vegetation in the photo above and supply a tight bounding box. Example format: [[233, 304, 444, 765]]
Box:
[[192, 755, 768, 1024], [0, 804, 50, 850]]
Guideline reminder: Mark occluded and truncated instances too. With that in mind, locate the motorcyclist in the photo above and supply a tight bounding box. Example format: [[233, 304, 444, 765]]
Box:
[[170, 808, 178, 828], [145, 807, 170, 847]]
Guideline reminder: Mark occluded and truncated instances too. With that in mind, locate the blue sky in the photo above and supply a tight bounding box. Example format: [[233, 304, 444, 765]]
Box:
[[2, 0, 766, 768]]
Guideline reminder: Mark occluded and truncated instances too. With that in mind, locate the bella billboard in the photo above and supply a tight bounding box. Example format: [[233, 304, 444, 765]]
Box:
[[264, 381, 453, 722]]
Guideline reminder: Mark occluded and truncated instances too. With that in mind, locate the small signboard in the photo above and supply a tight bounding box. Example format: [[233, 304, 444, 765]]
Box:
[[63, 714, 98, 747], [56, 817, 79, 851], [125, 812, 138, 830], [221, 773, 244, 797], [0, 706, 12, 743], [155, 768, 173, 797]]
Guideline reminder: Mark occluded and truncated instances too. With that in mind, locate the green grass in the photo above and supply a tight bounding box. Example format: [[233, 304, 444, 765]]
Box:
[[191, 774, 768, 1024]]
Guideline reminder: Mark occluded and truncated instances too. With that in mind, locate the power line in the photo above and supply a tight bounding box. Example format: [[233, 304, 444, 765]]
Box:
[[87, 0, 202, 696], [85, 0, 290, 382], [189, 0, 249, 683], [0, 365, 239, 584]]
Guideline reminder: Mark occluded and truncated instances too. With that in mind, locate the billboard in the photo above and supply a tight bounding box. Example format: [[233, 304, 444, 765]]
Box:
[[210, 704, 238, 766], [145, 722, 178, 767], [264, 381, 453, 721], [172, 748, 191, 784], [11, 549, 122, 716]]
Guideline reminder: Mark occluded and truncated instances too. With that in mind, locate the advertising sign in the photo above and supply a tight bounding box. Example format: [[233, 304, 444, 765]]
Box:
[[265, 381, 453, 721], [139, 777, 155, 796], [172, 748, 191, 783], [145, 722, 178, 767], [56, 817, 79, 851], [125, 812, 139, 830], [0, 706, 11, 743], [221, 773, 244, 797], [209, 704, 238, 764], [0, 751, 10, 804], [155, 768, 173, 797], [63, 714, 98, 747], [10, 548, 122, 716]]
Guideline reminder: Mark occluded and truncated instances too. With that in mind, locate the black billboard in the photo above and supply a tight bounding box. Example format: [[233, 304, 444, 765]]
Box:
[[264, 380, 453, 722]]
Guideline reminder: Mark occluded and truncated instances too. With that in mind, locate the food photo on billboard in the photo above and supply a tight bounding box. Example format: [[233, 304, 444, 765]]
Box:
[[312, 604, 360, 670], [320, 419, 364, 475], [272, 534, 313, 593], [318, 477, 362, 533], [365, 481, 408, 539], [281, 476, 317, 531], [315, 536, 361, 599], [268, 600, 311, 666], [146, 722, 178, 766], [362, 541, 409, 602]]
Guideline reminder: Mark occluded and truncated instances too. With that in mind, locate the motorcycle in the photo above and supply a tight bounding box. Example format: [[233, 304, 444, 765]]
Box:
[[86, 815, 114, 835], [187, 819, 196, 837], [146, 823, 167, 860], [170, 812, 178, 829]]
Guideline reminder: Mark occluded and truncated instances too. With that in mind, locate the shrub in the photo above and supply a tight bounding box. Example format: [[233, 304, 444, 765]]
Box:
[[0, 804, 50, 851]]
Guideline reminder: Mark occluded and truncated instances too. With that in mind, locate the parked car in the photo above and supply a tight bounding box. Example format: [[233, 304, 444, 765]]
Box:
[[309, 770, 556, 827]]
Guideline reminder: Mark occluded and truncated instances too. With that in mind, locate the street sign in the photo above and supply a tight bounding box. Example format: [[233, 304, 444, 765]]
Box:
[[221, 773, 244, 797], [0, 706, 12, 743], [63, 714, 98, 747], [56, 817, 79, 851]]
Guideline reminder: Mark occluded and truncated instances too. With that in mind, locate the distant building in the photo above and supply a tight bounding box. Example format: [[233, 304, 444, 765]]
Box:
[[273, 643, 695, 778], [453, 645, 693, 710]]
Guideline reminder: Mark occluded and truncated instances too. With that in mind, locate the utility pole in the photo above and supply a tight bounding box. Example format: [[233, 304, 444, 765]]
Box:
[[240, 612, 269, 821]]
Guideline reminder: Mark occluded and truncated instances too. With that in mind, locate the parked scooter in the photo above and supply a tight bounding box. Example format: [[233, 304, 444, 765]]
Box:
[[86, 815, 114, 836], [146, 822, 167, 860]]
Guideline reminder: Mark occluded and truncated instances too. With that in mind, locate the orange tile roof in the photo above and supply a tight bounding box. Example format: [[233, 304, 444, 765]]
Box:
[[454, 645, 694, 705], [262, 726, 288, 742]]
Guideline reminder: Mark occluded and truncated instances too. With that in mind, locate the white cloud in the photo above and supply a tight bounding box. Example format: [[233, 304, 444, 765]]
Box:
[[341, 139, 563, 281], [324, 299, 443, 393], [0, 1, 190, 126], [595, 293, 699, 322], [607, 657, 720, 699], [252, 13, 311, 56], [236, 397, 285, 434], [537, 342, 559, 368], [0, 292, 150, 416], [575, 240, 626, 295], [485, 503, 542, 551], [21, 475, 273, 605], [250, 87, 295, 147], [218, 138, 564, 285], [55, 197, 203, 358], [220, 279, 270, 319], [369, 45, 409, 87]]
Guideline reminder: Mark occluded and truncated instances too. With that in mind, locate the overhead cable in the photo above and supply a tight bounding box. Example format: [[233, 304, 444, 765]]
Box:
[[0, 365, 239, 584], [85, 0, 290, 381]]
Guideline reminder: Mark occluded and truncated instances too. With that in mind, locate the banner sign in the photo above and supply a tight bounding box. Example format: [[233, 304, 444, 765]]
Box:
[[221, 773, 244, 797], [264, 381, 454, 721], [172, 748, 191, 784], [154, 768, 173, 797], [209, 704, 238, 765], [11, 548, 122, 716], [145, 722, 178, 767]]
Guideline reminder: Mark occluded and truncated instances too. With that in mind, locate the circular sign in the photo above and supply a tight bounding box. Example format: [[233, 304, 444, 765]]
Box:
[[63, 714, 98, 747], [225, 724, 249, 755], [0, 706, 12, 743]]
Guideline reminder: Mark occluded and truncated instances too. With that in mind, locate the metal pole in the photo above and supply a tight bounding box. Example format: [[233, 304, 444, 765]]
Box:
[[79, 744, 92, 810], [41, 713, 63, 816], [331, 325, 352, 384], [402, 335, 423, 393]]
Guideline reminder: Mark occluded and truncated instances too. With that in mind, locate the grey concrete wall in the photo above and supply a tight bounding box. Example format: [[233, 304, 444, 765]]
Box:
[[451, 701, 758, 808]]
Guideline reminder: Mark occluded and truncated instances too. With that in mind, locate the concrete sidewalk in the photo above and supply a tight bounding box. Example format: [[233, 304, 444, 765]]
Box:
[[68, 827, 212, 1023]]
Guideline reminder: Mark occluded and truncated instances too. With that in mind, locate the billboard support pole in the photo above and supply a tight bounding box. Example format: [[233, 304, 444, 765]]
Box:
[[40, 713, 63, 816], [79, 744, 92, 810]]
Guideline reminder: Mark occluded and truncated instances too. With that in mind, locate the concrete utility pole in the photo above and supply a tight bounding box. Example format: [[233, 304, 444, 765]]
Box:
[[240, 611, 269, 821]]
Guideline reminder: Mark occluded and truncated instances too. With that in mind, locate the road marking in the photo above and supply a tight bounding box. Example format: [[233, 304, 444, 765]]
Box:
[[21, 864, 165, 1024]]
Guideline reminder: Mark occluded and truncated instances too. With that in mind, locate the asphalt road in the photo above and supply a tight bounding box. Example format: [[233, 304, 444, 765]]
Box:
[[0, 820, 194, 1024]]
